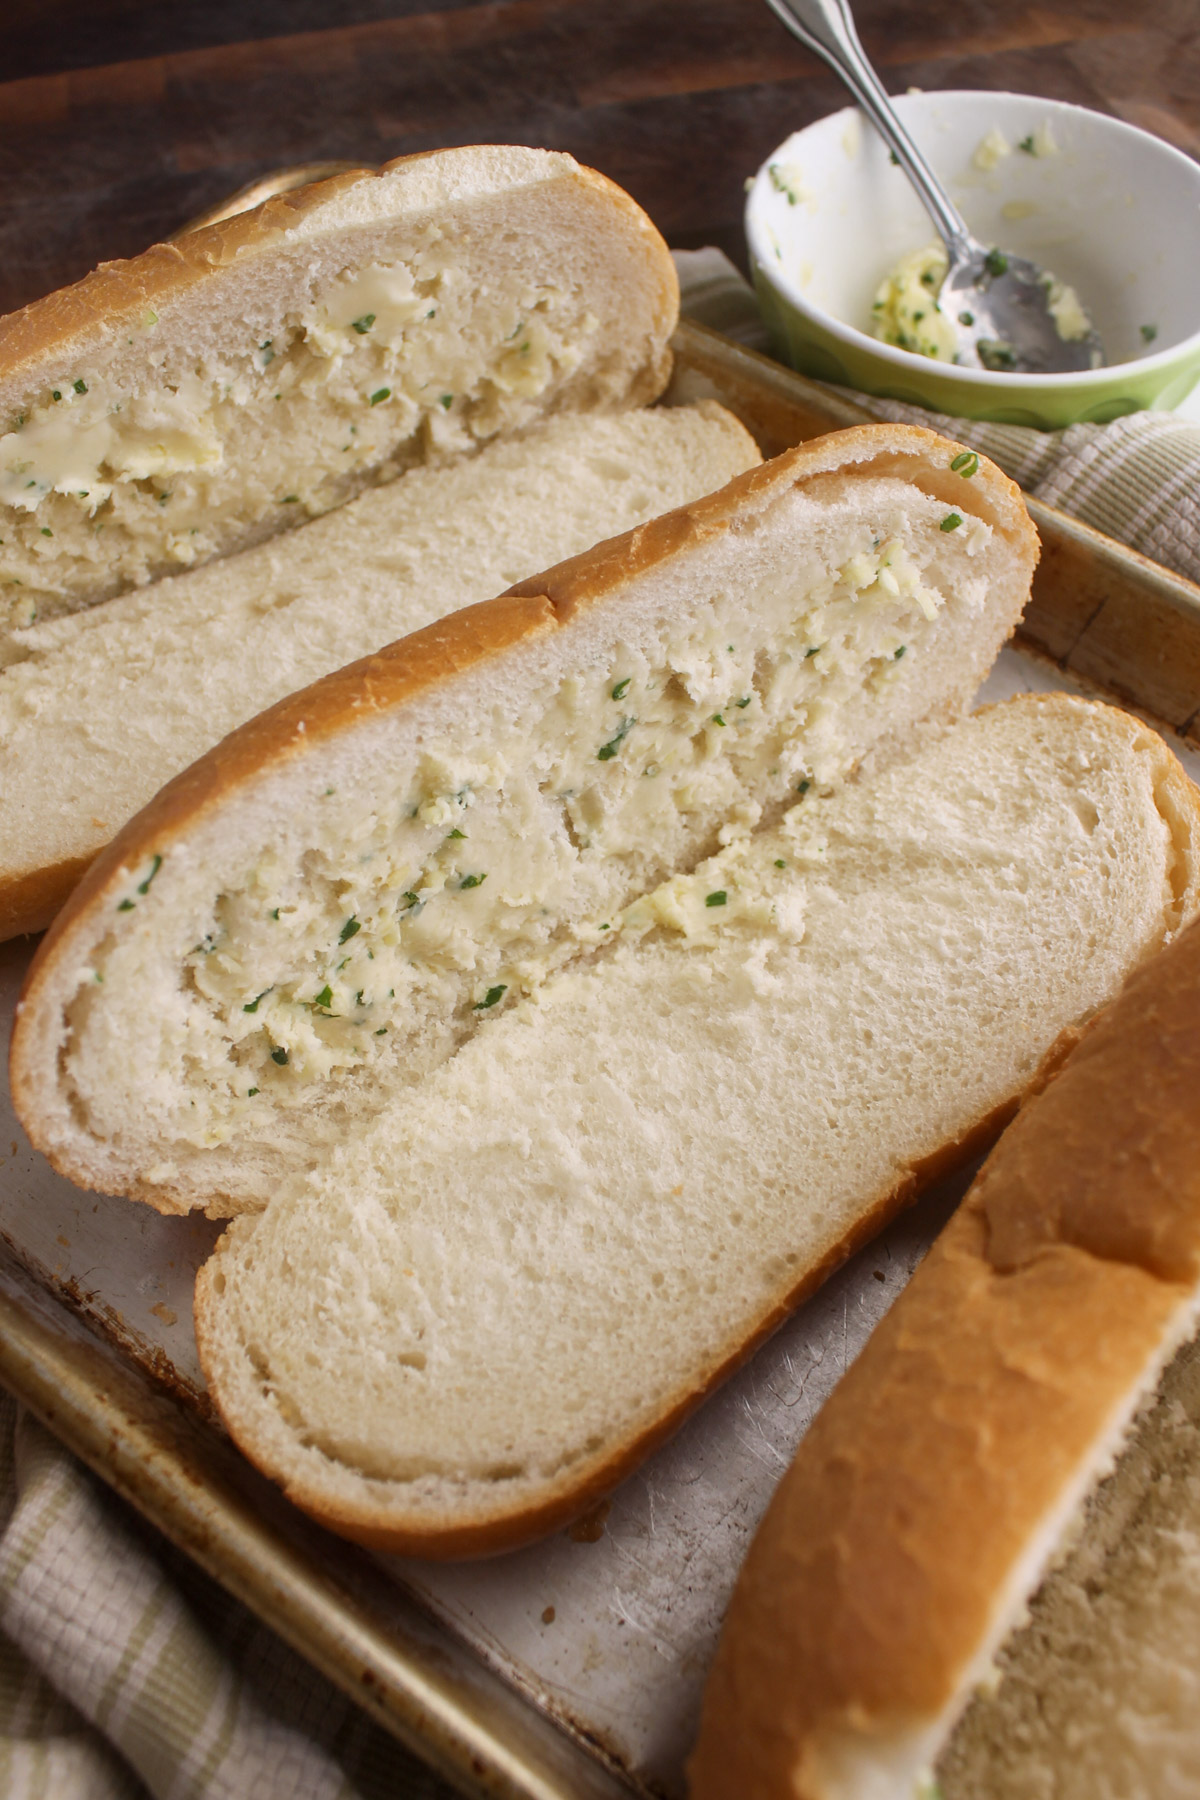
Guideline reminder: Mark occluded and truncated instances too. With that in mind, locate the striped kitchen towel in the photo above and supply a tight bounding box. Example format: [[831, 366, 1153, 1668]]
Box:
[[0, 1394, 454, 1798], [673, 247, 1200, 591]]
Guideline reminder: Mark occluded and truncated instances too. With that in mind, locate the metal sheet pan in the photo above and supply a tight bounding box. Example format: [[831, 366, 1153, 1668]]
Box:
[[3, 325, 1199, 1799]]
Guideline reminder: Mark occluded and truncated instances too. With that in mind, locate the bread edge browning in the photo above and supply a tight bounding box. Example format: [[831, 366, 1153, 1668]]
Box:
[[0, 854, 96, 946], [10, 423, 1034, 1204], [688, 908, 1200, 1800]]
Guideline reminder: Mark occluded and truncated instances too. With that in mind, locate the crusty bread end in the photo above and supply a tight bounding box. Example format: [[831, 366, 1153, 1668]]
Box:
[[690, 912, 1200, 1800]]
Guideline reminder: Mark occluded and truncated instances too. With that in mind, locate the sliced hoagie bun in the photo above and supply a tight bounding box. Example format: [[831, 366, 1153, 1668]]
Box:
[[0, 400, 760, 940], [192, 693, 1200, 1557], [689, 914, 1200, 1800], [11, 425, 1037, 1216], [0, 145, 677, 655]]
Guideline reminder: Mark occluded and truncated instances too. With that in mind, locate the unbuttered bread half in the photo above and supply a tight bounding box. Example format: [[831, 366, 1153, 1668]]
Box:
[[0, 145, 676, 654]]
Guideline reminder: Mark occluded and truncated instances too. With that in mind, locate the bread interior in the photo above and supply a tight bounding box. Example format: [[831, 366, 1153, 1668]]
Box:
[[49, 465, 1019, 1213]]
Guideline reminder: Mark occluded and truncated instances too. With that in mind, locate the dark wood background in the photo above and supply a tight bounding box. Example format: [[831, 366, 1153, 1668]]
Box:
[[2, 0, 1198, 319]]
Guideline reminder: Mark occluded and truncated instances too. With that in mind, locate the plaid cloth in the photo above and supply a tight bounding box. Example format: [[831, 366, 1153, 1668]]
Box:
[[673, 247, 1200, 589], [2, 247, 1198, 1800], [0, 1395, 453, 1799]]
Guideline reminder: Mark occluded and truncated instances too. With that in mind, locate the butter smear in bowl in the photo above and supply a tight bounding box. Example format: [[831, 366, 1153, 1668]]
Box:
[[747, 91, 1200, 428]]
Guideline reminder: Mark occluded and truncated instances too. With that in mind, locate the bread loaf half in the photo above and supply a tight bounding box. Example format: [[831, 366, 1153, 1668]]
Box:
[[0, 145, 676, 654], [12, 425, 1036, 1216], [0, 400, 760, 939], [689, 914, 1200, 1800], [189, 694, 1200, 1557]]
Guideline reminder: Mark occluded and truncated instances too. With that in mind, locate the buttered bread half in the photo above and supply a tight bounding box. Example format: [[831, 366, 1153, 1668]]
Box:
[[0, 144, 677, 654], [0, 401, 759, 939], [14, 425, 1037, 1216]]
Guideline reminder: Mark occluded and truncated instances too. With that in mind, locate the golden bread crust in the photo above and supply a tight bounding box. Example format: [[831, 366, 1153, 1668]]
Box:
[[690, 914, 1200, 1800]]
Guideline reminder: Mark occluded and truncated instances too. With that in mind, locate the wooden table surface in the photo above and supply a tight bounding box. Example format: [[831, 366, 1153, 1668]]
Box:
[[3, 0, 1198, 318]]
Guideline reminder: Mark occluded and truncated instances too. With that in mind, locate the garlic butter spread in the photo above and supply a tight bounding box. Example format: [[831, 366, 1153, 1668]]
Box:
[[869, 242, 1093, 364], [0, 255, 593, 644], [67, 494, 1000, 1155]]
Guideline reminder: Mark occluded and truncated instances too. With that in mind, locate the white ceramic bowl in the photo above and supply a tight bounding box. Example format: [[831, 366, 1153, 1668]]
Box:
[[745, 91, 1200, 427]]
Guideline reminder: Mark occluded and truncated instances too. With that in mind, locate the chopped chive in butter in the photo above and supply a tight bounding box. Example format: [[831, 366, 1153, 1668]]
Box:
[[271, 1047, 288, 1066], [611, 677, 631, 701], [460, 873, 487, 890], [706, 890, 727, 907], [118, 898, 135, 912], [243, 990, 271, 1014], [712, 712, 727, 727], [774, 858, 786, 868], [370, 388, 391, 406], [138, 854, 163, 895], [448, 828, 466, 839], [805, 646, 820, 658], [1018, 134, 1036, 154], [940, 513, 963, 532], [40, 527, 52, 537], [950, 451, 979, 477], [313, 985, 334, 1010], [247, 1088, 259, 1097], [401, 891, 421, 909], [73, 379, 88, 395], [352, 313, 376, 334], [797, 778, 811, 794], [281, 495, 300, 504], [339, 917, 361, 943], [440, 394, 453, 409], [895, 645, 907, 659], [736, 696, 752, 708], [768, 163, 800, 205], [1141, 323, 1158, 344], [52, 390, 61, 402], [474, 984, 507, 1010], [375, 1027, 388, 1035], [983, 248, 1008, 278], [597, 717, 635, 761]]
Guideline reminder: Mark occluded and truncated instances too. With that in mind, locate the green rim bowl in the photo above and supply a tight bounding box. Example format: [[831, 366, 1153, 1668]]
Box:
[[746, 92, 1200, 430]]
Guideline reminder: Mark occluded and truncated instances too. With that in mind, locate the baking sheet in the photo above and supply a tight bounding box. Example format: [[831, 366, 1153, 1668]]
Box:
[[3, 647, 1196, 1799], [4, 327, 1200, 1797]]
